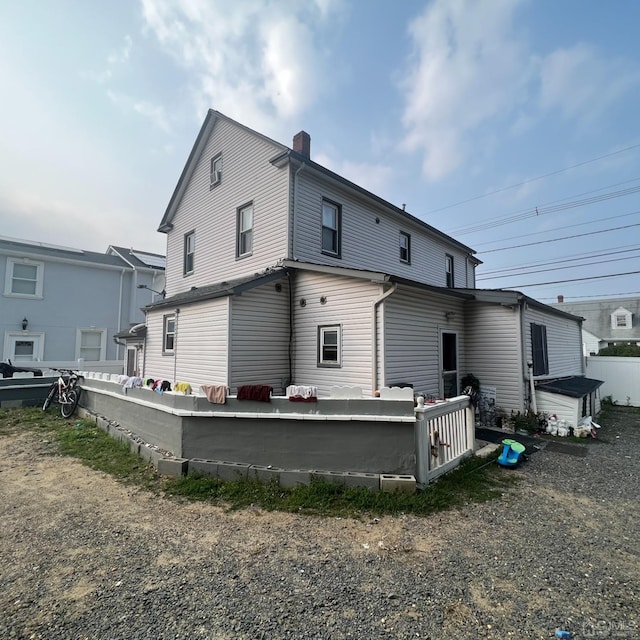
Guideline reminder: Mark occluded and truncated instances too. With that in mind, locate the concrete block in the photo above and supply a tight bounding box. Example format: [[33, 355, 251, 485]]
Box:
[[311, 470, 346, 487], [249, 465, 282, 484], [138, 444, 164, 465], [128, 438, 140, 456], [344, 471, 380, 492], [157, 457, 187, 477], [475, 443, 500, 458], [279, 469, 312, 489], [188, 458, 220, 478], [380, 474, 416, 494], [216, 461, 250, 482]]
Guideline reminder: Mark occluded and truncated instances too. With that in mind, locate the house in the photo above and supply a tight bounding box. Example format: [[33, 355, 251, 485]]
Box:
[[551, 295, 640, 355], [0, 236, 165, 372], [140, 110, 588, 423]]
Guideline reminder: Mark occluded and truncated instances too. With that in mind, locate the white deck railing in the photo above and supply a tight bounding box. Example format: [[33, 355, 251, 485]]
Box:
[[414, 395, 475, 485]]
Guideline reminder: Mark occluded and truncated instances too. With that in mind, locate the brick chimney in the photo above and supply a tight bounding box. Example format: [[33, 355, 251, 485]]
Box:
[[557, 295, 564, 303], [293, 131, 311, 158]]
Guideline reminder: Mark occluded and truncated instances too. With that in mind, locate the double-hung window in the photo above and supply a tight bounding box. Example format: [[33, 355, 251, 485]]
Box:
[[530, 323, 549, 376], [399, 232, 411, 264], [237, 203, 253, 258], [4, 258, 44, 297], [318, 325, 341, 367], [210, 153, 222, 188], [77, 329, 106, 361], [445, 254, 455, 288], [321, 200, 341, 257], [163, 315, 176, 354], [184, 231, 195, 275]]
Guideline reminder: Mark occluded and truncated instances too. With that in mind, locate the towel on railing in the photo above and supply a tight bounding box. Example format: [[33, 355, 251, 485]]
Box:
[[174, 381, 192, 395], [123, 376, 143, 393], [286, 384, 318, 402], [237, 385, 272, 402], [159, 380, 171, 392], [200, 384, 227, 404]]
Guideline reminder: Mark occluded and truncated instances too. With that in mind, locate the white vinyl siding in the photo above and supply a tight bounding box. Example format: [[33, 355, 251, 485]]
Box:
[[229, 278, 290, 394], [525, 306, 584, 380], [382, 286, 465, 397], [463, 301, 524, 415], [144, 298, 230, 385], [292, 272, 380, 396], [164, 118, 289, 297], [293, 170, 472, 287]]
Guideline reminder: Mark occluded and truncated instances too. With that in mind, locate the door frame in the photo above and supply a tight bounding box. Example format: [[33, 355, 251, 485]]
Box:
[[3, 331, 45, 362], [439, 328, 459, 398]]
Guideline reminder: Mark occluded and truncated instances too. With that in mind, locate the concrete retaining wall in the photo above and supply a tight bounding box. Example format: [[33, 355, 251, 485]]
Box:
[[0, 377, 55, 408]]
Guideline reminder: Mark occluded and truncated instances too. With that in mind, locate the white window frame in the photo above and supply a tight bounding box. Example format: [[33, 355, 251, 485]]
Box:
[[75, 328, 106, 362], [611, 309, 631, 329], [210, 153, 222, 187], [4, 257, 44, 298], [318, 324, 341, 367], [237, 203, 254, 258], [321, 199, 341, 257], [3, 331, 45, 362], [445, 254, 454, 288], [184, 231, 195, 276], [399, 231, 411, 264], [163, 314, 176, 355]]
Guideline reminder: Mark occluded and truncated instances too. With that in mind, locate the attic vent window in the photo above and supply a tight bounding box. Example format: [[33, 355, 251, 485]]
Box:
[[210, 153, 222, 188]]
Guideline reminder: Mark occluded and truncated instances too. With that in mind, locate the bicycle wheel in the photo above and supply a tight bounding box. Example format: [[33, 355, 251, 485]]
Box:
[[60, 389, 80, 418], [42, 385, 58, 411]]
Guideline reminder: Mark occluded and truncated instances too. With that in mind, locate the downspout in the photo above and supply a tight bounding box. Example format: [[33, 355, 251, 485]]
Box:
[[292, 162, 306, 260], [173, 308, 180, 385], [141, 310, 148, 377], [116, 269, 125, 361], [520, 300, 537, 413], [371, 283, 397, 394], [287, 269, 295, 386]]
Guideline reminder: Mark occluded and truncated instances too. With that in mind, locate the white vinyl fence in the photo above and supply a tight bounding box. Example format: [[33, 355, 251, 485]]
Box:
[[586, 356, 640, 407]]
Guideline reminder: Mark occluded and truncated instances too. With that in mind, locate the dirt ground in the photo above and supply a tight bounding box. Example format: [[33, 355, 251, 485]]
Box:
[[1, 408, 639, 639]]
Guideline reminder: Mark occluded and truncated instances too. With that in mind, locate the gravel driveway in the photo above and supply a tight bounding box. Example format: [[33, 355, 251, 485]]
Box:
[[1, 406, 638, 640]]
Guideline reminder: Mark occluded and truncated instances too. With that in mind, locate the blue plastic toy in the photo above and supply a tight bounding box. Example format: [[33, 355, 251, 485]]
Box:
[[497, 439, 526, 467]]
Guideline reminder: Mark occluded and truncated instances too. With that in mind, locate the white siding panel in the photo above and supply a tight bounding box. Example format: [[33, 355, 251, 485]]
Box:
[[230, 277, 290, 394], [294, 171, 474, 287], [292, 272, 381, 396], [536, 391, 579, 427], [383, 286, 466, 397], [463, 302, 524, 414], [142, 310, 175, 383], [165, 118, 289, 296], [525, 306, 584, 379]]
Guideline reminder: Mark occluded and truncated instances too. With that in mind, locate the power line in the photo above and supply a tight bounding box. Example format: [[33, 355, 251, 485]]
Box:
[[537, 291, 640, 301], [478, 223, 640, 254], [501, 270, 640, 288], [426, 142, 640, 215]]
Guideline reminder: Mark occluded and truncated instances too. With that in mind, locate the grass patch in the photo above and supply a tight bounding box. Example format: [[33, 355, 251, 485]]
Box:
[[2, 406, 516, 518]]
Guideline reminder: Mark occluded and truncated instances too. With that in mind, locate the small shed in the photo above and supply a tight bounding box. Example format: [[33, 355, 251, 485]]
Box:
[[535, 376, 604, 429]]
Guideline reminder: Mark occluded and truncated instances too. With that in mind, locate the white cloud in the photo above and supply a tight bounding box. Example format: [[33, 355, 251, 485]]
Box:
[[314, 153, 394, 197], [539, 43, 640, 121], [84, 34, 133, 84], [139, 0, 345, 136], [400, 0, 529, 182], [107, 90, 171, 132]]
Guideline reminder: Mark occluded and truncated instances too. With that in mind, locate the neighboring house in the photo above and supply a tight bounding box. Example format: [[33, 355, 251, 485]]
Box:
[[551, 295, 640, 354], [141, 110, 587, 421], [0, 236, 165, 370]]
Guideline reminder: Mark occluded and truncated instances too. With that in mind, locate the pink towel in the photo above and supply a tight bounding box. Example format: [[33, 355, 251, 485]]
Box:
[[201, 384, 227, 404]]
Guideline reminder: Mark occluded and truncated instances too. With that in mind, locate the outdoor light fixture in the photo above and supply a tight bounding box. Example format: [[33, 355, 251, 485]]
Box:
[[21, 317, 28, 331], [444, 311, 455, 321], [137, 284, 166, 298]]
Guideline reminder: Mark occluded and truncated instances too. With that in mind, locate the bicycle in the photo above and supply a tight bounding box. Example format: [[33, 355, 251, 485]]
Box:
[[42, 368, 84, 418]]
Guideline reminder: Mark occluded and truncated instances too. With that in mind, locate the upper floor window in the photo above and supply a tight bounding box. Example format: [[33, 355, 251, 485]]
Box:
[[210, 153, 222, 188], [399, 231, 411, 264], [4, 258, 44, 298], [615, 315, 628, 328], [530, 323, 549, 376], [163, 315, 176, 354], [611, 308, 631, 329], [184, 231, 195, 275], [321, 199, 341, 257], [445, 254, 454, 288], [237, 203, 253, 258], [318, 324, 341, 367], [76, 329, 106, 362]]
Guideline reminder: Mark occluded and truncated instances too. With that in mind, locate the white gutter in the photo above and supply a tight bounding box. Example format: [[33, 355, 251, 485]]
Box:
[[371, 283, 397, 394]]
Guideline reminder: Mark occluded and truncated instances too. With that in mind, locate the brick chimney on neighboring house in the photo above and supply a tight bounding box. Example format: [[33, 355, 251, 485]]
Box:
[[557, 295, 564, 303], [293, 131, 311, 158]]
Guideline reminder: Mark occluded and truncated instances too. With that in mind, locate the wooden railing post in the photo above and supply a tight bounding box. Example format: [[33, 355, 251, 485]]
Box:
[[414, 396, 429, 488]]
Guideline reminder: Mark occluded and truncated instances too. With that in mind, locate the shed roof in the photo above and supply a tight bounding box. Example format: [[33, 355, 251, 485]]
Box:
[[536, 376, 604, 398]]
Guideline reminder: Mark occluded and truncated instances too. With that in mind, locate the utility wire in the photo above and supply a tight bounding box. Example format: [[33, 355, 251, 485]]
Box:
[[537, 290, 640, 301], [502, 270, 640, 288], [427, 142, 640, 215], [478, 223, 640, 254]]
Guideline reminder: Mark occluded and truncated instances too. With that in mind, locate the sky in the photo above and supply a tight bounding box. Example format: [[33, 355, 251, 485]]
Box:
[[1, 0, 639, 303]]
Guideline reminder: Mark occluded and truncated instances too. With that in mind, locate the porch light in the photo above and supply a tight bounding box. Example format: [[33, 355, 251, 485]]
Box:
[[21, 317, 28, 331], [444, 311, 455, 321]]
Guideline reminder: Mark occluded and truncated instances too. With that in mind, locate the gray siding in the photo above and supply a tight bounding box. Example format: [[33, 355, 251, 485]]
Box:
[[293, 170, 473, 287], [383, 286, 466, 397], [525, 305, 584, 379], [164, 118, 290, 297], [144, 298, 229, 386], [463, 301, 525, 414], [230, 277, 290, 394], [291, 272, 381, 396]]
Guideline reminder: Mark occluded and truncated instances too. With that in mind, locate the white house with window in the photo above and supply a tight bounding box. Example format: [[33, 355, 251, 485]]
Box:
[[139, 110, 585, 418], [0, 237, 165, 372]]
